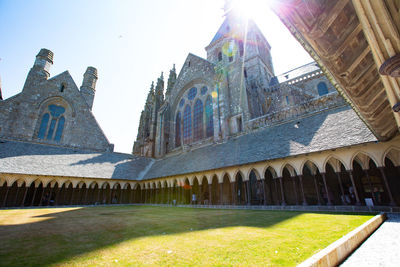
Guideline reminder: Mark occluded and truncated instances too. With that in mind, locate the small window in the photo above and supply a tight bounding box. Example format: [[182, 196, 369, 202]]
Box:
[[286, 96, 289, 105], [60, 84, 65, 92], [218, 52, 222, 61], [188, 61, 191, 67], [244, 68, 247, 78], [237, 117, 242, 132], [317, 82, 329, 96]]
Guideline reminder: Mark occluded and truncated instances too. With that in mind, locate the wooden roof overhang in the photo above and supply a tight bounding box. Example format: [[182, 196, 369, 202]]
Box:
[[271, 0, 400, 141]]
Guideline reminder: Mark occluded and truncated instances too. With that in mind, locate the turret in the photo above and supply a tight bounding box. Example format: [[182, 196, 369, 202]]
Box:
[[155, 72, 164, 104], [166, 64, 176, 98], [23, 49, 54, 91], [80, 66, 98, 110]]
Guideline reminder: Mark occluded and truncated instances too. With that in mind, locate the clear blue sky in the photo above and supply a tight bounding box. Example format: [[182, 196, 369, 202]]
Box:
[[0, 0, 312, 153]]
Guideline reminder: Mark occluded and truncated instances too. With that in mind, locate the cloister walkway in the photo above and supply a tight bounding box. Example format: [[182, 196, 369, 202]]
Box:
[[341, 213, 400, 266]]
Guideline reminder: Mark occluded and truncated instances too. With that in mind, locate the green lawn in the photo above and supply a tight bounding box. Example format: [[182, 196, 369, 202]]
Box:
[[0, 206, 373, 266]]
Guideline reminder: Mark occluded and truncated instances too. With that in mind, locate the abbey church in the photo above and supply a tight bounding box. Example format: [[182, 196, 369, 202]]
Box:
[[1, 2, 399, 210]]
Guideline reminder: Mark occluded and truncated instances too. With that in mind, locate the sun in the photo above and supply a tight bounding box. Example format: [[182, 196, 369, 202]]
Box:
[[227, 0, 269, 20]]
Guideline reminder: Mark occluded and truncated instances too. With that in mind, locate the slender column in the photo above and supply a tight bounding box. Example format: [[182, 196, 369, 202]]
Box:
[[168, 187, 171, 204], [181, 186, 185, 204], [144, 188, 147, 204], [14, 186, 20, 207], [321, 173, 332, 205], [21, 186, 28, 207], [208, 184, 212, 205], [364, 170, 376, 204], [336, 172, 346, 205], [84, 187, 89, 204], [1, 186, 10, 207], [48, 186, 54, 206], [313, 175, 322, 205], [39, 186, 46, 206], [231, 182, 236, 205], [279, 177, 286, 206], [298, 175, 307, 205], [246, 180, 251, 205], [218, 183, 222, 205], [261, 179, 267, 205], [55, 186, 61, 206], [97, 188, 102, 204], [69, 188, 75, 205], [190, 187, 193, 205], [378, 167, 396, 206], [128, 188, 132, 204], [274, 179, 279, 205], [348, 170, 361, 205], [119, 189, 123, 204], [291, 176, 299, 205], [30, 186, 37, 206]]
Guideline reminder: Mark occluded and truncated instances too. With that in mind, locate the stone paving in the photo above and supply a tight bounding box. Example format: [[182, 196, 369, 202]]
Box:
[[341, 213, 400, 267]]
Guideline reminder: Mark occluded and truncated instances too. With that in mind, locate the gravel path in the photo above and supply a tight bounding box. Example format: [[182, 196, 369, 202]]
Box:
[[341, 213, 400, 267]]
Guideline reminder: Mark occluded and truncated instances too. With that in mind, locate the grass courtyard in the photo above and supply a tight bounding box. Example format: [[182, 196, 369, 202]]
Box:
[[0, 206, 373, 266]]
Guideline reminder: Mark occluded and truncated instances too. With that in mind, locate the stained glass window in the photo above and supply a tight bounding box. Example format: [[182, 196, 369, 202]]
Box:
[[179, 98, 185, 107], [37, 104, 66, 142], [317, 82, 328, 96], [205, 96, 214, 137], [183, 105, 192, 144], [38, 113, 49, 139], [193, 99, 203, 142], [175, 112, 181, 147], [201, 86, 208, 95], [54, 116, 65, 141], [188, 87, 197, 100]]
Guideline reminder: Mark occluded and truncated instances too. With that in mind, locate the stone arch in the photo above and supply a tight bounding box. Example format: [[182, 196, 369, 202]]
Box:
[[301, 160, 320, 175], [200, 176, 209, 204], [210, 175, 219, 205], [220, 172, 232, 183], [264, 166, 278, 205], [351, 151, 379, 170], [262, 165, 278, 179], [234, 170, 246, 205], [383, 147, 400, 167], [246, 168, 261, 181], [281, 163, 297, 177], [324, 155, 347, 173]]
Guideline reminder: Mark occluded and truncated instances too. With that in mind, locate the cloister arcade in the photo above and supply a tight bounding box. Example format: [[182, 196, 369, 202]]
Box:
[[1, 143, 400, 208]]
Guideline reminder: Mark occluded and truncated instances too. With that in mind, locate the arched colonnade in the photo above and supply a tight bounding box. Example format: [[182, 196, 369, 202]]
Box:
[[1, 144, 400, 208]]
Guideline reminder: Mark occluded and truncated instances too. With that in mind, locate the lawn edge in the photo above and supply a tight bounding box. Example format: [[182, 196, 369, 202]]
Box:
[[297, 212, 386, 267]]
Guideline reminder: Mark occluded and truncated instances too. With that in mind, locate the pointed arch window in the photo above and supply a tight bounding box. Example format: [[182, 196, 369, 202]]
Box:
[[205, 96, 214, 137], [37, 104, 66, 142], [193, 99, 203, 142], [175, 112, 181, 147], [183, 105, 192, 144]]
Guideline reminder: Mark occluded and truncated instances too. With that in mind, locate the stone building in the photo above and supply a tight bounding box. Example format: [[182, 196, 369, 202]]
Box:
[[0, 3, 399, 210]]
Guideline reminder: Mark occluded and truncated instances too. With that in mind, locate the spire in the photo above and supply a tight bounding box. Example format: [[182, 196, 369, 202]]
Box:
[[156, 72, 164, 95], [146, 81, 155, 105], [166, 64, 176, 97]]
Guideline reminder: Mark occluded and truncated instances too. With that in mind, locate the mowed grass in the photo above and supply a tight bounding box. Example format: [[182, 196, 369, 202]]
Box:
[[0, 206, 373, 266]]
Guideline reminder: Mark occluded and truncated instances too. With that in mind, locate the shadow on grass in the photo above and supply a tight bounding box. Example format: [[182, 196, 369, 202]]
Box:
[[0, 205, 374, 266]]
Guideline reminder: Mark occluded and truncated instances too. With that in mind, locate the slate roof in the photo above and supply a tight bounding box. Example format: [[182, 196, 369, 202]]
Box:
[[143, 106, 376, 179], [0, 141, 153, 180], [277, 62, 320, 83], [0, 106, 377, 181]]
